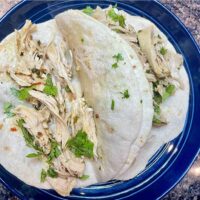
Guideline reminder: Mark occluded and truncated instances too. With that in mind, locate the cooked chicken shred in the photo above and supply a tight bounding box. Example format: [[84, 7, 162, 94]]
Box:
[[4, 20, 98, 196]]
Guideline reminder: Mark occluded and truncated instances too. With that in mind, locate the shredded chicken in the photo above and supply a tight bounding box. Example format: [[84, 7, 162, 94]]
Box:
[[29, 90, 69, 145], [4, 20, 98, 196], [14, 105, 51, 154], [47, 176, 77, 197], [67, 98, 98, 158], [53, 150, 85, 178]]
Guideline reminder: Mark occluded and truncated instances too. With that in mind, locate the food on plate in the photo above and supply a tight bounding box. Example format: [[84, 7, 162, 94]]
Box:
[[0, 4, 189, 196]]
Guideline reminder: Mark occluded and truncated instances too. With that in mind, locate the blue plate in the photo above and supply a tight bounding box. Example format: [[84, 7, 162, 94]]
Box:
[[0, 1, 200, 199]]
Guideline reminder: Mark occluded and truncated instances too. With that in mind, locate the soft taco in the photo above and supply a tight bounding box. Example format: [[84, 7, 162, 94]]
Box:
[[90, 6, 189, 179]]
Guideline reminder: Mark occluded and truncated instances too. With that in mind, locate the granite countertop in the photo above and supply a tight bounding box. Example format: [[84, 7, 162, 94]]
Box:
[[0, 1, 199, 200]]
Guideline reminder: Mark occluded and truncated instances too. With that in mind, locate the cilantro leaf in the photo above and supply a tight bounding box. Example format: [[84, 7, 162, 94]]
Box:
[[83, 6, 93, 15], [113, 53, 124, 62], [40, 169, 47, 182], [108, 8, 119, 22], [80, 174, 89, 180], [112, 63, 118, 69], [154, 92, 162, 105], [26, 152, 42, 158], [43, 74, 58, 97], [120, 89, 130, 99], [111, 99, 115, 110], [17, 119, 43, 152], [160, 47, 167, 55], [47, 141, 61, 163], [154, 104, 161, 115], [3, 102, 15, 117], [118, 15, 126, 28], [43, 85, 57, 96], [67, 130, 94, 158], [107, 8, 126, 27], [11, 87, 33, 101], [47, 167, 58, 178], [162, 84, 175, 102], [112, 53, 124, 69]]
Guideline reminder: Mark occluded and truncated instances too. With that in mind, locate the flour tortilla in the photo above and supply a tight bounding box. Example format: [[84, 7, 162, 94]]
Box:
[[56, 10, 153, 182], [117, 13, 189, 180], [0, 19, 84, 190]]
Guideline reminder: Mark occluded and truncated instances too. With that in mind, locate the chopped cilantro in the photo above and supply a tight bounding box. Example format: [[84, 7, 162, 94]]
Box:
[[40, 167, 58, 182], [83, 6, 93, 15], [11, 87, 33, 101], [112, 53, 124, 69], [80, 174, 89, 180], [47, 167, 58, 178], [3, 102, 15, 117], [112, 63, 118, 69], [17, 119, 43, 152], [43, 74, 58, 97], [67, 130, 94, 158], [120, 89, 130, 99], [113, 53, 124, 62], [162, 84, 175, 102], [26, 152, 42, 158], [111, 99, 115, 110], [108, 8, 118, 21], [118, 15, 126, 27], [160, 47, 167, 55], [107, 8, 126, 28], [47, 141, 61, 163], [154, 92, 162, 105], [154, 104, 161, 115], [40, 169, 47, 182]]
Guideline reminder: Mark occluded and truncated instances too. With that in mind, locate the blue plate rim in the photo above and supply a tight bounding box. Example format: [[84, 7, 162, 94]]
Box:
[[0, 0, 199, 199]]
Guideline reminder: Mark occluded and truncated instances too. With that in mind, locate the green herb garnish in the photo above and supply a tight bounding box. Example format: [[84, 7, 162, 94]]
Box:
[[80, 174, 90, 180], [160, 47, 167, 55], [112, 63, 118, 69], [154, 104, 161, 115], [83, 6, 93, 15], [162, 84, 175, 102], [113, 53, 124, 62], [111, 99, 115, 110], [67, 130, 94, 158], [40, 169, 47, 182], [120, 89, 130, 99], [47, 167, 58, 178], [107, 8, 126, 27], [112, 53, 124, 69], [154, 92, 162, 105], [43, 74, 58, 97], [3, 102, 15, 117], [47, 141, 61, 163], [17, 119, 42, 152], [81, 38, 84, 43], [26, 152, 42, 158], [11, 87, 33, 101]]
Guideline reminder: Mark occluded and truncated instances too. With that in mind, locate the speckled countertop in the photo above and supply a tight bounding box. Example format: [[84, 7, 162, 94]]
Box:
[[0, 1, 199, 200]]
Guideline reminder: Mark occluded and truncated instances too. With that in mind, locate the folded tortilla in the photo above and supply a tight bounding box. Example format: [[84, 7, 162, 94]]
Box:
[[0, 20, 60, 189], [90, 8, 189, 180], [56, 10, 153, 182], [117, 14, 189, 180]]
